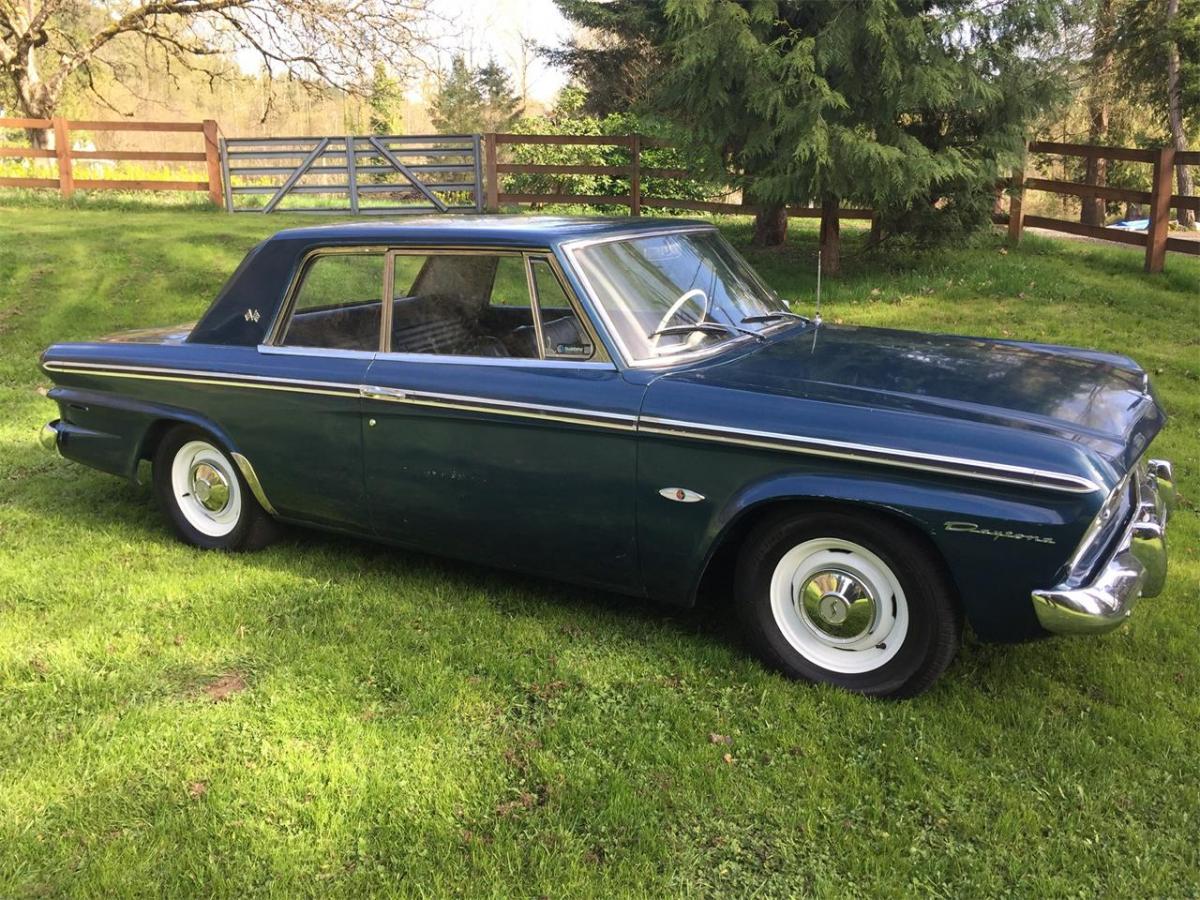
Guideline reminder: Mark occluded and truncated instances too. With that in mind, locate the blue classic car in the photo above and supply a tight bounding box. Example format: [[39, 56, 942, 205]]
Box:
[[39, 217, 1174, 697]]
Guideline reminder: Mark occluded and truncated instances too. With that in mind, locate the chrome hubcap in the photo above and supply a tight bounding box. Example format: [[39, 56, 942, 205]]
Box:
[[797, 569, 877, 642], [189, 462, 230, 512]]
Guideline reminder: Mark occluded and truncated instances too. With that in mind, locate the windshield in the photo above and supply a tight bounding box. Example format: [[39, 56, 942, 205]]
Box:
[[570, 229, 795, 363]]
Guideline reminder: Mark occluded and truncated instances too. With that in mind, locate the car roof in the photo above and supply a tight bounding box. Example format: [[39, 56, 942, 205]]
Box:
[[266, 215, 713, 248]]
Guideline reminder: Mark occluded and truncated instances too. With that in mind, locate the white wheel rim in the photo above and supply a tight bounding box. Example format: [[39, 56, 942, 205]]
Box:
[[170, 440, 242, 538], [769, 537, 909, 674]]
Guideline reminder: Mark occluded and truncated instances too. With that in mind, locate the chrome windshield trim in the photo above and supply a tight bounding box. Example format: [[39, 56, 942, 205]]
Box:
[[639, 416, 1102, 494], [561, 225, 773, 370]]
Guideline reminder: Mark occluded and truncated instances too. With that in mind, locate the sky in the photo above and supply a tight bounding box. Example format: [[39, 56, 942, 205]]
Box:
[[230, 0, 574, 107], [421, 0, 574, 104]]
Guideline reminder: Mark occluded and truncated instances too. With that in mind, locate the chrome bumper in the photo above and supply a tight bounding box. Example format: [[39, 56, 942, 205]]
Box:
[[1032, 459, 1174, 635], [39, 419, 62, 455]]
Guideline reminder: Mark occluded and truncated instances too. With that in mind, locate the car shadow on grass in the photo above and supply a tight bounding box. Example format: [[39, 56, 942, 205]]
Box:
[[6, 457, 1118, 704]]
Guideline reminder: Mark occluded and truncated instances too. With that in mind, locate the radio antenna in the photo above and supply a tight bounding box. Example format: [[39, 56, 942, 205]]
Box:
[[814, 249, 823, 325]]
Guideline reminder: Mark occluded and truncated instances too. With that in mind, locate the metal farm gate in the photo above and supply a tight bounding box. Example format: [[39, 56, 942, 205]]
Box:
[[219, 134, 482, 214]]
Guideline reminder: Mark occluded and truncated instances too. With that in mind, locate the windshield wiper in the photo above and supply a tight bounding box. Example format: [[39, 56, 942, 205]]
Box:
[[647, 322, 766, 343], [740, 311, 810, 325]]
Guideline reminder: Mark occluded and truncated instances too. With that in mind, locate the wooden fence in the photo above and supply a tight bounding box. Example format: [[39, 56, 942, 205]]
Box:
[[3, 119, 1196, 275], [483, 132, 876, 224], [0, 117, 223, 205], [1006, 141, 1199, 273]]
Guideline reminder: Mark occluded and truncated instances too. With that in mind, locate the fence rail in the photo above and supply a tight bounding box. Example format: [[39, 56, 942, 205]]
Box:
[[0, 117, 222, 204], [482, 132, 876, 225], [1007, 140, 1198, 272], [3, 119, 1195, 275]]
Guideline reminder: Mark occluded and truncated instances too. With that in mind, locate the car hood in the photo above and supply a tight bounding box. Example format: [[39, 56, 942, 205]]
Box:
[[669, 323, 1164, 475]]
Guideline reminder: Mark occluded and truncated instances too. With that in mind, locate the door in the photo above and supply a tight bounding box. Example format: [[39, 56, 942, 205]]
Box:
[[224, 248, 385, 531], [362, 249, 644, 593]]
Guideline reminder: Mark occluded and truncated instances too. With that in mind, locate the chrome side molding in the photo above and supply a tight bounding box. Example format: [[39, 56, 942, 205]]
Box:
[[230, 452, 278, 516]]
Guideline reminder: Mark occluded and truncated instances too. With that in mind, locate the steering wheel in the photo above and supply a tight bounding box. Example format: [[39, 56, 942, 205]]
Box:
[[649, 288, 712, 349]]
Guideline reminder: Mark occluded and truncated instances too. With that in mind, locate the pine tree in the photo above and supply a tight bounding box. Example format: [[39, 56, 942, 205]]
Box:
[[430, 56, 486, 134], [1105, 0, 1198, 228], [430, 56, 524, 135], [554, 0, 1071, 265], [368, 63, 403, 136], [477, 61, 524, 131]]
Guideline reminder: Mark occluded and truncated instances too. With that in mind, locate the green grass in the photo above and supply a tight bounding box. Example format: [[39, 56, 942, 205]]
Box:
[[1, 200, 1198, 897]]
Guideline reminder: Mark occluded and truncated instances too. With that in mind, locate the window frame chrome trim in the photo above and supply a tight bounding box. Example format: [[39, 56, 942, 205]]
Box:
[[525, 253, 601, 362], [369, 351, 615, 370], [559, 225, 795, 370], [257, 344, 377, 361], [266, 244, 391, 349]]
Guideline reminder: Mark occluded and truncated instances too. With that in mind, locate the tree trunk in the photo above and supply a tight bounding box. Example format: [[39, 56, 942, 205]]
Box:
[[819, 197, 841, 277], [12, 40, 55, 149], [1081, 0, 1114, 227], [1165, 0, 1196, 229], [752, 203, 787, 246]]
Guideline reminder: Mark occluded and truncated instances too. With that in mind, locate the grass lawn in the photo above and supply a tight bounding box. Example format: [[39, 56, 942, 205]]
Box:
[[0, 199, 1197, 897]]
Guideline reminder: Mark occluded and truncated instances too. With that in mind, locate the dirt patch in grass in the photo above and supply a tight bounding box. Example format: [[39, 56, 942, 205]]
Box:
[[200, 672, 247, 702]]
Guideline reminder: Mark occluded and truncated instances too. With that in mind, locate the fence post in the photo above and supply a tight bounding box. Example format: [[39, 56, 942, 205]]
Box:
[[202, 120, 223, 208], [53, 117, 73, 199], [484, 132, 499, 212], [630, 134, 641, 216], [1145, 146, 1175, 274], [345, 135, 359, 215], [1007, 162, 1025, 245]]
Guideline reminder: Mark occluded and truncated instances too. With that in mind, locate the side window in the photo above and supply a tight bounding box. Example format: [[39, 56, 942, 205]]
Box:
[[530, 258, 593, 359], [388, 252, 540, 359], [280, 253, 384, 351]]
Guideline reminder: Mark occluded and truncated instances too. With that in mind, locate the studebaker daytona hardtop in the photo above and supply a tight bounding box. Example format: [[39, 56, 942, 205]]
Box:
[[39, 217, 1174, 697]]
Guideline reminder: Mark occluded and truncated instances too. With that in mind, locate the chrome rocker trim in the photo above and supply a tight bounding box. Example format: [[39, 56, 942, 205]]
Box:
[[1032, 459, 1174, 635]]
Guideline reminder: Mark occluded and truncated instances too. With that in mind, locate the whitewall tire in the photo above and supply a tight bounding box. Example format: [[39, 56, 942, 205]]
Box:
[[736, 508, 961, 698], [153, 425, 278, 551]]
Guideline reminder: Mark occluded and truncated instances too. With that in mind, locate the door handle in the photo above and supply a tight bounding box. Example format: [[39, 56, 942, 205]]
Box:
[[360, 385, 408, 401]]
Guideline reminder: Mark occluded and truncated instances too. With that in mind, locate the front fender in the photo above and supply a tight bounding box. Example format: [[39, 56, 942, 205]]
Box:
[[662, 471, 1096, 643]]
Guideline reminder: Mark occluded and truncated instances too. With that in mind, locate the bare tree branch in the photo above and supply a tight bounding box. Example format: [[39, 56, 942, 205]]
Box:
[[2, 0, 436, 131]]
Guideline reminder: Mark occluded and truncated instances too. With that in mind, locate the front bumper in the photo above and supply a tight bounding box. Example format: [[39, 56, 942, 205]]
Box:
[[1032, 459, 1174, 635]]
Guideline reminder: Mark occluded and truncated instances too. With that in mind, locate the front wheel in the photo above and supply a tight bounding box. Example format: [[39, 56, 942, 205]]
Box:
[[153, 425, 278, 551], [735, 509, 961, 698]]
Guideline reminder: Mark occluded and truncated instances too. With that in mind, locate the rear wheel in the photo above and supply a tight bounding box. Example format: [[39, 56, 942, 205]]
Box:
[[153, 425, 277, 551], [735, 509, 961, 698]]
